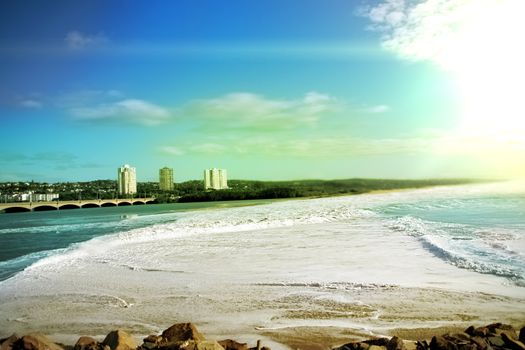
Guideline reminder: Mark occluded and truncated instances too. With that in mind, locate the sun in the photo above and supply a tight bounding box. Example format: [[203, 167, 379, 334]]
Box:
[[450, 0, 525, 136]]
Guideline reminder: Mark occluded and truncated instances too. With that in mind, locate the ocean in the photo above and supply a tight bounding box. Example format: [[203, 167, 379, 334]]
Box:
[[0, 181, 524, 344]]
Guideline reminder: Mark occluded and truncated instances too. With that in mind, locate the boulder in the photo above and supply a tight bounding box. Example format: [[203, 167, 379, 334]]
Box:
[[473, 329, 489, 338], [180, 341, 224, 350], [161, 324, 205, 343], [487, 337, 504, 348], [142, 337, 161, 346], [386, 337, 406, 350], [1, 335, 19, 350], [363, 339, 389, 347], [334, 343, 359, 350], [102, 330, 137, 350], [499, 330, 518, 341], [416, 340, 429, 350], [14, 334, 64, 350], [140, 344, 157, 350], [445, 334, 471, 344], [465, 328, 476, 337], [458, 345, 476, 350], [487, 324, 514, 333], [470, 336, 488, 350], [217, 340, 247, 350], [74, 337, 100, 350], [368, 345, 385, 350], [501, 333, 525, 350], [360, 343, 370, 350], [430, 336, 458, 350]]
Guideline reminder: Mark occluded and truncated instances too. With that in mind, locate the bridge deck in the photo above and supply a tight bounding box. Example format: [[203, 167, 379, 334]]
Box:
[[0, 198, 156, 212]]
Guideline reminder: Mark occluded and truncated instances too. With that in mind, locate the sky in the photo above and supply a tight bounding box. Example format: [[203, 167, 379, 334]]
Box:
[[1, 0, 524, 182]]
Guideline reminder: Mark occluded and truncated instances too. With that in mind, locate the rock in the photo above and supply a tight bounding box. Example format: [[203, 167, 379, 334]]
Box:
[[363, 339, 389, 347], [143, 337, 161, 346], [487, 337, 504, 348], [360, 343, 370, 350], [465, 328, 476, 337], [180, 341, 224, 350], [261, 347, 270, 350], [445, 334, 471, 343], [368, 345, 385, 350], [430, 336, 458, 350], [74, 337, 100, 350], [217, 340, 247, 350], [1, 335, 19, 350], [520, 328, 525, 344], [102, 330, 137, 350], [458, 345, 476, 350], [15, 334, 64, 350], [140, 344, 157, 350], [161, 324, 205, 343], [334, 343, 359, 350], [416, 341, 429, 350], [387, 337, 406, 350], [487, 324, 514, 333], [499, 330, 518, 341], [501, 333, 525, 350], [473, 329, 489, 338], [471, 336, 488, 350]]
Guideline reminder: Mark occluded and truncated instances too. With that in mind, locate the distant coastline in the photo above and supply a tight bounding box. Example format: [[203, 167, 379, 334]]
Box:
[[0, 178, 488, 213]]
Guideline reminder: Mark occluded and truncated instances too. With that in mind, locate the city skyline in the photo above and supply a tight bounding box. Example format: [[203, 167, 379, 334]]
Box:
[[1, 1, 524, 182]]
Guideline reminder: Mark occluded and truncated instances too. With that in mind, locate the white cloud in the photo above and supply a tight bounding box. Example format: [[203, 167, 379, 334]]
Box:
[[190, 143, 228, 154], [360, 0, 523, 70], [20, 99, 42, 108], [363, 104, 390, 113], [185, 91, 339, 130], [65, 30, 109, 49], [159, 146, 185, 156], [70, 98, 170, 126], [161, 128, 525, 159]]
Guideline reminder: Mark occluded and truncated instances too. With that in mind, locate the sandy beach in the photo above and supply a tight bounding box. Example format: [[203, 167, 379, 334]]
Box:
[[1, 184, 524, 349]]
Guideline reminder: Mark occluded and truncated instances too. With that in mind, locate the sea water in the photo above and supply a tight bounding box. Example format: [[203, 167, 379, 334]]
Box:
[[0, 182, 524, 342]]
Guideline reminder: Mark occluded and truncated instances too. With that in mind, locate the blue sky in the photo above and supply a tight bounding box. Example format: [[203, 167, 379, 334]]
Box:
[[1, 0, 524, 182]]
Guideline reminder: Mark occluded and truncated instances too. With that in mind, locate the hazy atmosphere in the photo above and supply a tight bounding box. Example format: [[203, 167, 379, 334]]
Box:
[[2, 0, 524, 182]]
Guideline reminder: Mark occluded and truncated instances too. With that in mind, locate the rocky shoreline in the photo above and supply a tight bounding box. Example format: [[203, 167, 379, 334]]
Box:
[[1, 323, 524, 350]]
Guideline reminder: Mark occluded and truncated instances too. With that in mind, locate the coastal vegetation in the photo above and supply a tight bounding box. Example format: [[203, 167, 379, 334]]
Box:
[[176, 178, 480, 202], [0, 178, 482, 203]]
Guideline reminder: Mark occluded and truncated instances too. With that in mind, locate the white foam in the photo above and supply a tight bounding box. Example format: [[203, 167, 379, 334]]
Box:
[[1, 182, 524, 340]]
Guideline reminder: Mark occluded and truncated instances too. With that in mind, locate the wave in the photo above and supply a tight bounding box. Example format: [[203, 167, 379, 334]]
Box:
[[388, 216, 525, 283], [253, 281, 398, 290], [9, 199, 375, 277], [0, 248, 67, 280]]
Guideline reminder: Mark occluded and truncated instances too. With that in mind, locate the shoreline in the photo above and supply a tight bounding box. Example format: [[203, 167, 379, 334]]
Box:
[[1, 181, 524, 348], [2, 322, 524, 350]]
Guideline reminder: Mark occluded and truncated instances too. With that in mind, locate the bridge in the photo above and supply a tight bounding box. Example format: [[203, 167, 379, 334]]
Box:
[[0, 198, 157, 213]]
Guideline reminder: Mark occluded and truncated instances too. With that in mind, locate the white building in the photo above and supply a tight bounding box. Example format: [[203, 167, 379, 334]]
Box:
[[159, 167, 174, 191], [204, 168, 228, 190], [11, 193, 59, 202], [117, 164, 137, 196]]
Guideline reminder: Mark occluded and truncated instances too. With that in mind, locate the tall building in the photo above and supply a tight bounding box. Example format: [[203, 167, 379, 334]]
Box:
[[159, 167, 174, 191], [204, 168, 228, 190], [117, 164, 137, 196]]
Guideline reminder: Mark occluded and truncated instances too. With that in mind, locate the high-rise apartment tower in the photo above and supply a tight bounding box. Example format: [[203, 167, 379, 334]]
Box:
[[117, 164, 137, 196], [203, 168, 228, 190], [159, 167, 174, 191]]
